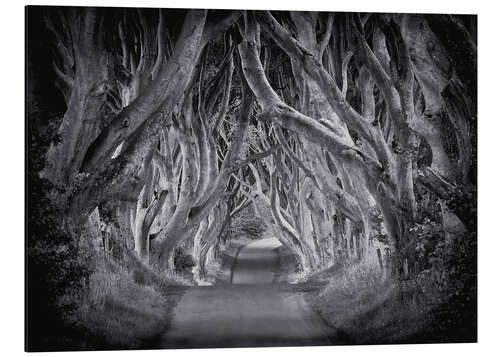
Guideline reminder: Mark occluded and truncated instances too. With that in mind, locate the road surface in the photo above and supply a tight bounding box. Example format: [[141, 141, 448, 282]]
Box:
[[157, 238, 333, 349]]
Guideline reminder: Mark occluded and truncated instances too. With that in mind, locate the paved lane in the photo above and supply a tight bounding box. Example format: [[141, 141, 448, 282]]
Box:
[[158, 238, 333, 349]]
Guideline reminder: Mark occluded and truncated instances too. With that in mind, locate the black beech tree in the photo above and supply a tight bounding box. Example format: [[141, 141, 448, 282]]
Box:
[[36, 8, 476, 277]]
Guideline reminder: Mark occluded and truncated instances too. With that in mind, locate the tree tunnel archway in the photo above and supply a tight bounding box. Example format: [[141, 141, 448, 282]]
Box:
[[37, 7, 475, 281]]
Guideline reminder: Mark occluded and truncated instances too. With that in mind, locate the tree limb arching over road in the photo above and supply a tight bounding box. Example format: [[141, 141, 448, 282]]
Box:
[[27, 7, 476, 350]]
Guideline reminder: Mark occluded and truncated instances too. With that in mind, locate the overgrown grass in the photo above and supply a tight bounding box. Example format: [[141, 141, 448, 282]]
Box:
[[311, 256, 432, 344], [51, 252, 189, 351], [75, 262, 168, 349]]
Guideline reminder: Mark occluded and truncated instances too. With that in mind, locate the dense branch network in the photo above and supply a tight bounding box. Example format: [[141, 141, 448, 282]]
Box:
[[38, 8, 476, 278]]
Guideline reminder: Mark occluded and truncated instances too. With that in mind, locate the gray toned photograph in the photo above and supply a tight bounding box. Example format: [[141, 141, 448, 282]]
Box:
[[26, 5, 477, 351]]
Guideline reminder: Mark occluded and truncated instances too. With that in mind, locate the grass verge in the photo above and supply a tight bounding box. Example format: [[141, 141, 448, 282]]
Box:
[[307, 256, 434, 344], [35, 252, 189, 351]]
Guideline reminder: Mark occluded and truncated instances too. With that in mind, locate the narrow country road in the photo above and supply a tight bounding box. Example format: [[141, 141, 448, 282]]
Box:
[[157, 238, 334, 349]]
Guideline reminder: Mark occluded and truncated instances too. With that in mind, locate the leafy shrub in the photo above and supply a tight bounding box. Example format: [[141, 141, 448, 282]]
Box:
[[173, 247, 196, 273], [368, 207, 390, 245], [229, 209, 266, 240], [407, 186, 477, 341], [414, 228, 477, 341], [27, 104, 93, 350]]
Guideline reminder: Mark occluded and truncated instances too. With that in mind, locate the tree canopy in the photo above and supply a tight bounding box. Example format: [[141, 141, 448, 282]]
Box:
[[29, 6, 476, 282]]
